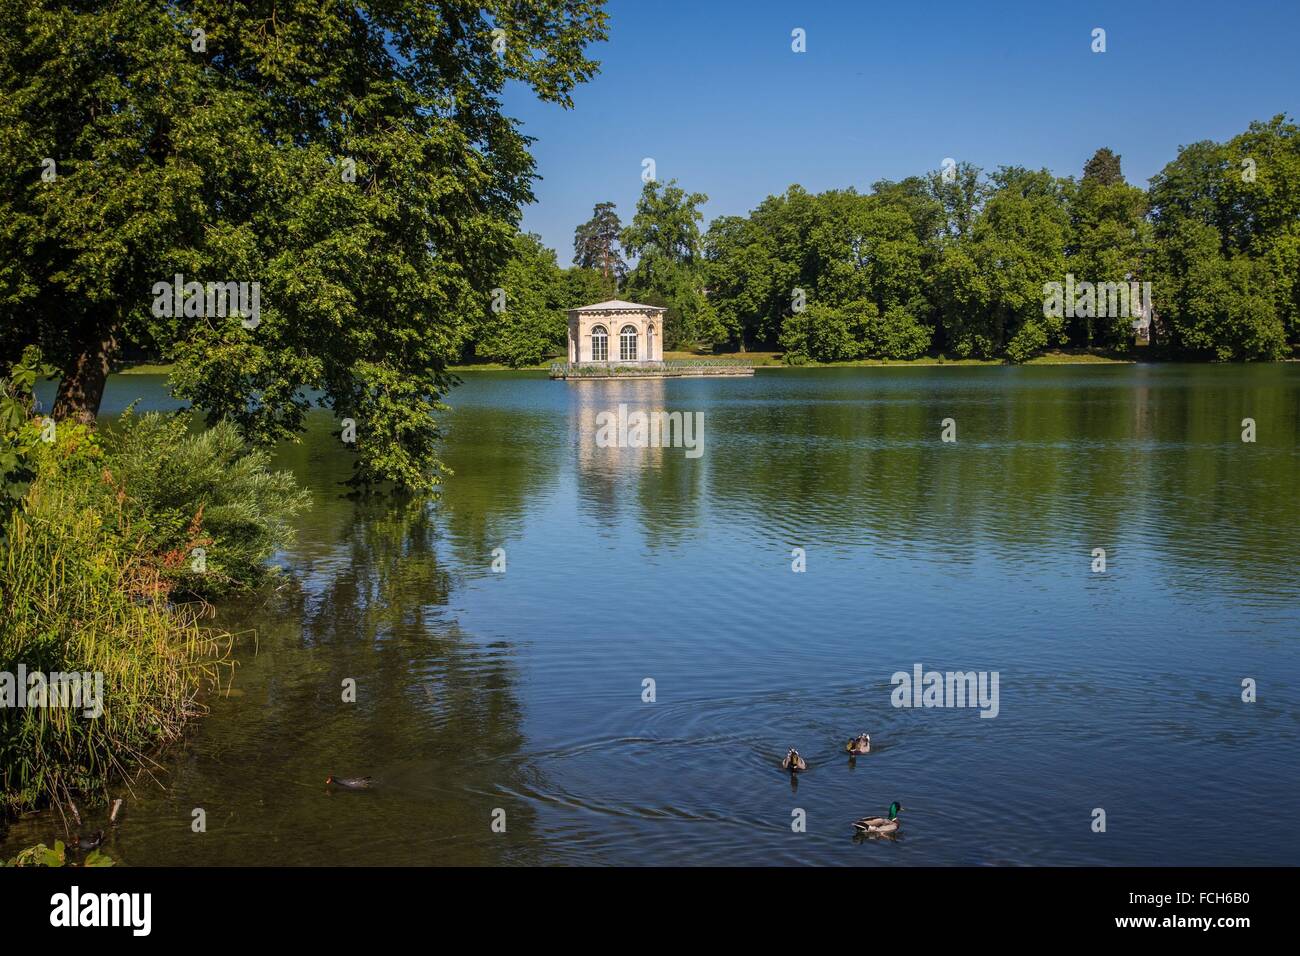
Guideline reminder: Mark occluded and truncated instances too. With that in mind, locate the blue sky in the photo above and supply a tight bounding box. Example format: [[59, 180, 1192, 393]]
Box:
[[504, 0, 1299, 262]]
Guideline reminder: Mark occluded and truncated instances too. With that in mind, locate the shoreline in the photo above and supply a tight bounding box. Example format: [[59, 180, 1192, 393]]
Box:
[[113, 350, 1300, 377]]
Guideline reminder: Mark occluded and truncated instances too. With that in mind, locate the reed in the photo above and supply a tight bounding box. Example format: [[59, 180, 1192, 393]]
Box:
[[0, 471, 231, 817]]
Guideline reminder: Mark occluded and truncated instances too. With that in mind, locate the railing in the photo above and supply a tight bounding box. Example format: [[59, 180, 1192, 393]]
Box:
[[549, 359, 755, 378]]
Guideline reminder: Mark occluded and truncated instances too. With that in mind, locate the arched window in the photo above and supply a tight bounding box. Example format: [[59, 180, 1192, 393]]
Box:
[[590, 325, 608, 361], [620, 325, 638, 361], [647, 324, 656, 358]]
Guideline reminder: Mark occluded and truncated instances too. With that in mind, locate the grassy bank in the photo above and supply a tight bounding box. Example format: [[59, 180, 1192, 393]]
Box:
[[2, 353, 307, 819], [1, 465, 231, 815]]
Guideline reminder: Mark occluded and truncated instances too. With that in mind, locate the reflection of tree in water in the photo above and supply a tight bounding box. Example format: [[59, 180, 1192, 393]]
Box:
[[705, 367, 1300, 594], [211, 484, 542, 864], [438, 404, 565, 566]]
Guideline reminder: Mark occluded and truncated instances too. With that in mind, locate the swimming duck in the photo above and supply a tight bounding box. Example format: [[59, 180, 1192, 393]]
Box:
[[852, 802, 904, 835], [74, 830, 103, 850], [781, 749, 807, 773], [845, 733, 871, 755], [325, 775, 372, 789]]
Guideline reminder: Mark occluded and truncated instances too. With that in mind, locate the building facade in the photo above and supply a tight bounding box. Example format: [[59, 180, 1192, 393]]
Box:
[[566, 300, 667, 364]]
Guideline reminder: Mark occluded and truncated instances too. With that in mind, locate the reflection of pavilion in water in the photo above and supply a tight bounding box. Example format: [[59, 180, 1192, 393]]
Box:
[[570, 378, 708, 528], [574, 377, 669, 472]]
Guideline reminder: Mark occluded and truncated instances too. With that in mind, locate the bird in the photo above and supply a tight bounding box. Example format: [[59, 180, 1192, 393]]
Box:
[[845, 733, 872, 755], [781, 749, 807, 773], [853, 802, 904, 835], [74, 830, 103, 850], [325, 775, 372, 789]]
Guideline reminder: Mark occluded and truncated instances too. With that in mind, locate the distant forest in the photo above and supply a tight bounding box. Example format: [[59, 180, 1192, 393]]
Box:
[[472, 115, 1298, 366]]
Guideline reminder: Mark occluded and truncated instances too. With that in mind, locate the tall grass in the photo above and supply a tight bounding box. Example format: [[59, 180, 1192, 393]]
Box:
[[1, 473, 231, 816], [2, 352, 306, 819]]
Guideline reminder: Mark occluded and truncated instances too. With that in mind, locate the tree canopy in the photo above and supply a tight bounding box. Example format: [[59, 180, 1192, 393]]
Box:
[[698, 117, 1298, 363], [0, 0, 608, 492], [573, 201, 626, 298]]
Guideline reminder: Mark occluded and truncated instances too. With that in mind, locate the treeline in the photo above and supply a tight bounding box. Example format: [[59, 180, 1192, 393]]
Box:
[[472, 115, 1298, 365]]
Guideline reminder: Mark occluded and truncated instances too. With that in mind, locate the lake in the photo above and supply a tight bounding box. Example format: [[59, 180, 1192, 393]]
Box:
[[7, 363, 1299, 865]]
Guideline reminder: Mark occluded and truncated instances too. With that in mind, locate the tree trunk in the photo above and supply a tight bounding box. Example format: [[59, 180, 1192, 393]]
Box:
[[52, 322, 119, 425]]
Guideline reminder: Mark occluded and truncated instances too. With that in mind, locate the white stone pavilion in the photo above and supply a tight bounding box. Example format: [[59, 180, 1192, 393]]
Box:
[[566, 300, 666, 364]]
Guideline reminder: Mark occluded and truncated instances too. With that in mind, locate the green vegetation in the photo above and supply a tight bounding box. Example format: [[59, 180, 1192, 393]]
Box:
[[464, 233, 605, 369], [1, 0, 609, 494], [622, 180, 721, 348], [0, 354, 306, 818], [4, 840, 115, 867], [573, 201, 628, 299], [696, 122, 1299, 363]]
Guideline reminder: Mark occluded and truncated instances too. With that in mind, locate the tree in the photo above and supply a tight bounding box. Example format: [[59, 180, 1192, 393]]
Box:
[[936, 167, 1071, 361], [703, 214, 778, 351], [927, 161, 988, 241], [0, 0, 609, 492], [1147, 115, 1298, 357], [1082, 147, 1125, 186], [572, 201, 626, 298], [471, 233, 569, 368], [621, 180, 719, 347], [1068, 175, 1150, 346]]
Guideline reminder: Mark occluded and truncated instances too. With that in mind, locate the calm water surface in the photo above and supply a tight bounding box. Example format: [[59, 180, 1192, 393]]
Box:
[[8, 364, 1300, 865]]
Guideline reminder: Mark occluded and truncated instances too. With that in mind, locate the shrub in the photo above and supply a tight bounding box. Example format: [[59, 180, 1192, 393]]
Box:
[[98, 409, 310, 596], [1, 434, 231, 816]]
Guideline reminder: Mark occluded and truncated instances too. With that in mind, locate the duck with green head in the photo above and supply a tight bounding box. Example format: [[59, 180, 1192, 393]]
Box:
[[853, 801, 903, 835]]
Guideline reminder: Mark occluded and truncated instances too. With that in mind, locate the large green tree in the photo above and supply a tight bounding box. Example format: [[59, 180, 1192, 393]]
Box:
[[621, 179, 719, 348], [0, 0, 607, 491], [470, 233, 568, 368], [936, 167, 1071, 361], [1082, 147, 1125, 187], [572, 200, 626, 298], [1147, 115, 1297, 357], [1068, 151, 1150, 346]]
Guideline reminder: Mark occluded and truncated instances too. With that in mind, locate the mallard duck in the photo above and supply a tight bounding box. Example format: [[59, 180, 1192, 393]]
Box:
[[852, 801, 903, 834], [74, 830, 103, 850], [845, 733, 871, 755], [325, 775, 372, 789], [781, 748, 807, 773]]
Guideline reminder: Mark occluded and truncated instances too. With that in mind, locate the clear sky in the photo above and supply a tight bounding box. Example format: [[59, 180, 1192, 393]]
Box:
[[502, 0, 1299, 263]]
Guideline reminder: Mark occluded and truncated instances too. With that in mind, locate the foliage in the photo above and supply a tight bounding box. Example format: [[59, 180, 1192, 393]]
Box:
[[699, 117, 1297, 364], [99, 409, 311, 596], [573, 201, 627, 298], [622, 180, 721, 347], [1, 422, 230, 816], [1083, 147, 1125, 186], [936, 167, 1071, 361], [0, 346, 42, 519], [1147, 115, 1298, 358], [4, 841, 115, 867], [0, 0, 609, 493]]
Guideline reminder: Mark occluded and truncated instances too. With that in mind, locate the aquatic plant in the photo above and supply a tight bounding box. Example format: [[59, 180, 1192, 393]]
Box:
[[3, 840, 115, 867]]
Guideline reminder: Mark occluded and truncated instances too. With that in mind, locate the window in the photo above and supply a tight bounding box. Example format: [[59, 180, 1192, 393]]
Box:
[[591, 325, 608, 361], [620, 325, 638, 361]]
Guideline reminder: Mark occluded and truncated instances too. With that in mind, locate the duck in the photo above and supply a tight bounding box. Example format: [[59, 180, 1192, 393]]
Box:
[[781, 749, 807, 773], [852, 801, 904, 835], [74, 830, 103, 850], [325, 775, 372, 789], [844, 733, 871, 755]]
